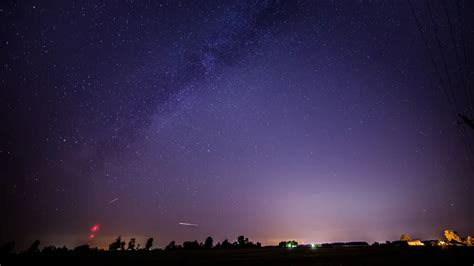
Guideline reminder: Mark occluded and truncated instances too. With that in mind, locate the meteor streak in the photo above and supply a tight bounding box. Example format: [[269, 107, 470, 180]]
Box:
[[178, 222, 199, 227], [108, 197, 119, 204]]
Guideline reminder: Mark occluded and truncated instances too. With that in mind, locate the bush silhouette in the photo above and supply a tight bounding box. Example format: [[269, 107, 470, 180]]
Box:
[[400, 233, 411, 241], [236, 235, 259, 248], [109, 236, 125, 251], [127, 238, 136, 250], [183, 240, 200, 249], [221, 239, 232, 249], [73, 244, 90, 253], [145, 238, 154, 250], [42, 245, 58, 253], [27, 240, 40, 253], [279, 240, 298, 248], [165, 240, 177, 250]]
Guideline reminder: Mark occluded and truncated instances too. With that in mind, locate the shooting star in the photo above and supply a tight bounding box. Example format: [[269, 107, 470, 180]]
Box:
[[108, 197, 119, 204], [179, 222, 199, 227]]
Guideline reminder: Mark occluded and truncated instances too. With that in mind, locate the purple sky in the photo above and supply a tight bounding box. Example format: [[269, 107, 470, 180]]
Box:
[[1, 0, 473, 249]]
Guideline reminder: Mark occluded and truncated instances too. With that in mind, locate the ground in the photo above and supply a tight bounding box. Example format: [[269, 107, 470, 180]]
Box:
[[1, 246, 473, 265]]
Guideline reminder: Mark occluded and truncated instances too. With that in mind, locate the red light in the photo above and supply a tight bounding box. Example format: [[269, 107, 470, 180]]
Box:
[[90, 224, 99, 232], [89, 234, 95, 239]]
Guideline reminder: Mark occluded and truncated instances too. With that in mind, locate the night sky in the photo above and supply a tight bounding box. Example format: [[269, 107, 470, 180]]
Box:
[[1, 0, 473, 249]]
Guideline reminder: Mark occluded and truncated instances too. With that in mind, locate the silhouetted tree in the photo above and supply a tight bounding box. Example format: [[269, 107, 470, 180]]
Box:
[[27, 240, 40, 253], [74, 244, 90, 253], [221, 239, 232, 249], [444, 229, 463, 243], [0, 241, 15, 254], [109, 236, 125, 251], [42, 245, 57, 253], [165, 240, 177, 250], [279, 240, 297, 248], [145, 238, 154, 250], [204, 236, 213, 249], [400, 233, 411, 241], [127, 238, 136, 250], [237, 235, 248, 246], [183, 240, 200, 249], [236, 235, 260, 248], [287, 240, 298, 248]]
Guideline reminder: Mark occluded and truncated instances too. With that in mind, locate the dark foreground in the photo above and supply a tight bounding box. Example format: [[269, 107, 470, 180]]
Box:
[[1, 247, 473, 266]]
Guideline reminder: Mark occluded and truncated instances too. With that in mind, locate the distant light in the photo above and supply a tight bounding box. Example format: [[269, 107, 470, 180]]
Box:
[[90, 224, 100, 232], [310, 243, 317, 248]]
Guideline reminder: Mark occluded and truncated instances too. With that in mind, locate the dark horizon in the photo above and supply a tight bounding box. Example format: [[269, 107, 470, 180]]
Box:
[[1, 0, 474, 251], [2, 228, 471, 252]]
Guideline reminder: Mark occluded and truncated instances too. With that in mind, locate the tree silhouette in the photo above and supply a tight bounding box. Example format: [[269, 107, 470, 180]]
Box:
[[183, 240, 200, 249], [204, 236, 213, 249], [444, 229, 462, 243], [73, 244, 90, 253], [109, 236, 125, 251], [145, 238, 154, 250], [221, 239, 232, 249], [287, 240, 298, 248], [237, 235, 247, 246], [127, 238, 136, 250], [27, 240, 40, 253], [165, 240, 177, 250], [42, 245, 57, 253], [236, 235, 259, 248], [400, 233, 411, 241], [279, 240, 297, 248]]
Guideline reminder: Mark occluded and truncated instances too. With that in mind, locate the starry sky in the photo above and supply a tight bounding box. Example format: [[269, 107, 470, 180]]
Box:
[[1, 0, 474, 249]]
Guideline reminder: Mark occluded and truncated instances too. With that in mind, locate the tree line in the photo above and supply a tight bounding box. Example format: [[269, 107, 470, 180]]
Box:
[[1, 228, 471, 254], [108, 235, 262, 251], [0, 235, 262, 254]]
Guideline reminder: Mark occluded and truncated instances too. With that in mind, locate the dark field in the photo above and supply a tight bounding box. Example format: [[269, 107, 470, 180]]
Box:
[[2, 247, 473, 266]]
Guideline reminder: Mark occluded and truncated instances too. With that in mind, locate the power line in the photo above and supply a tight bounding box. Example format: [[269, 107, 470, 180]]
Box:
[[426, 0, 474, 165], [442, 0, 471, 112], [426, 0, 460, 112], [406, 0, 455, 112], [407, 0, 474, 166], [455, 0, 472, 113]]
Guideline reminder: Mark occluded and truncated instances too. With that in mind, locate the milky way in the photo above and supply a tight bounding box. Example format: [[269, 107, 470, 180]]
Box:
[[1, 0, 473, 249]]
